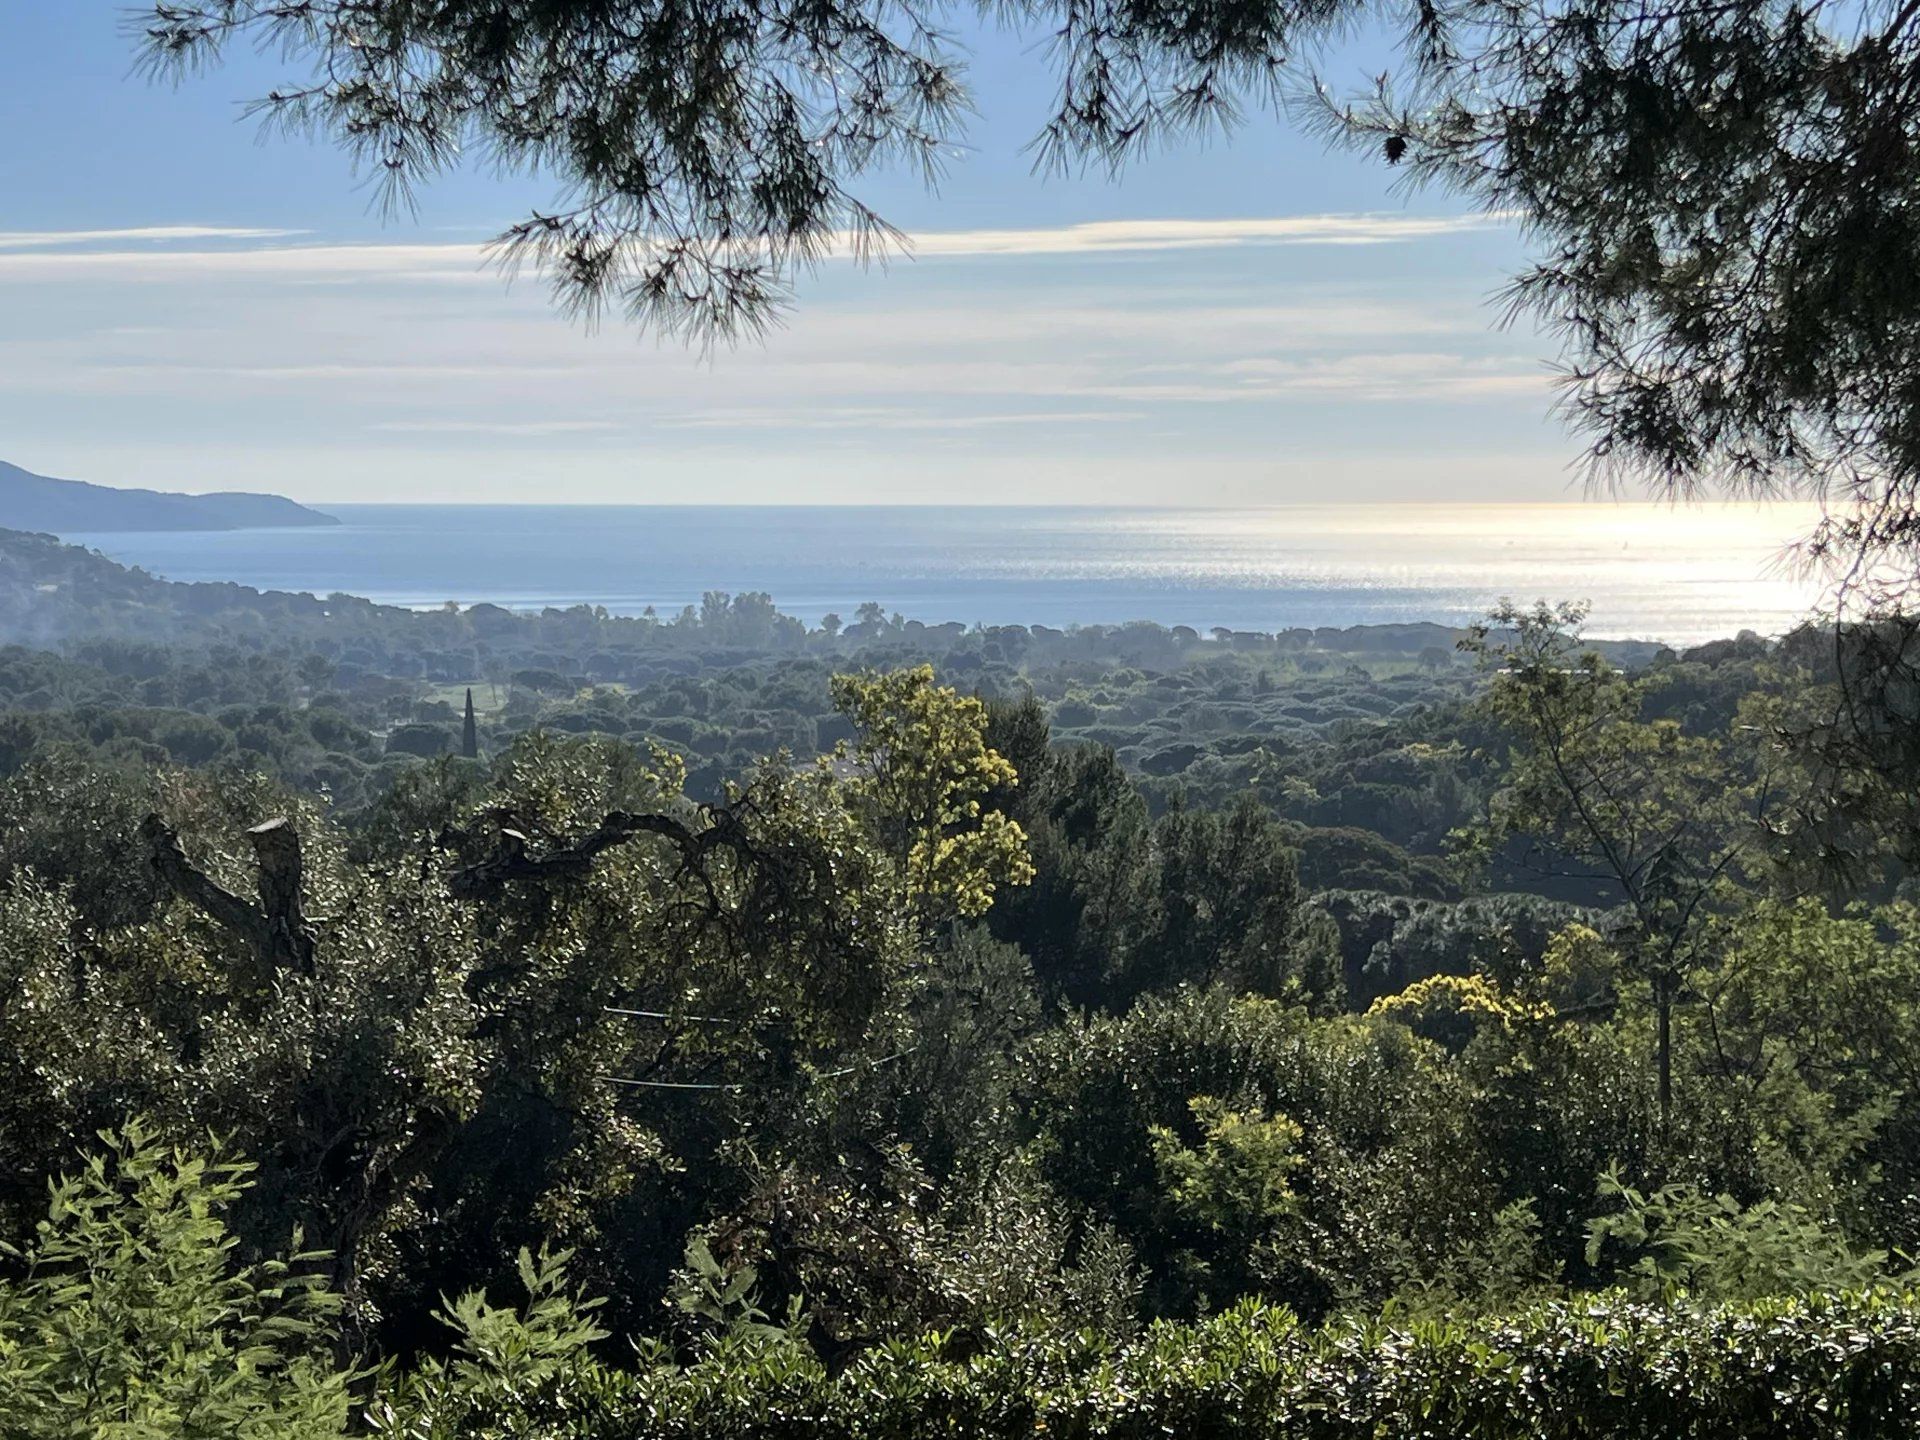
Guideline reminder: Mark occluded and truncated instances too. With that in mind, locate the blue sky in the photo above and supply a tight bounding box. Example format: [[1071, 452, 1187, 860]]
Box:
[[0, 3, 1579, 504]]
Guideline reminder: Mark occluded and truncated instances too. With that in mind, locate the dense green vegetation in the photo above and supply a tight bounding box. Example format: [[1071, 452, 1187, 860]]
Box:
[[10, 1134, 1918, 1439], [1, 528, 1917, 1433]]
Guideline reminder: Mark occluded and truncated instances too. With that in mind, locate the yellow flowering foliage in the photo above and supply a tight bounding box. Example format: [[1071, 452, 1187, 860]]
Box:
[[830, 665, 1035, 920], [1535, 923, 1621, 1014], [1369, 974, 1552, 1053]]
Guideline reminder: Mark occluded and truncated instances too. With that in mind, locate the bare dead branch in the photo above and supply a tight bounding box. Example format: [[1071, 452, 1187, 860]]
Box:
[[141, 812, 316, 976]]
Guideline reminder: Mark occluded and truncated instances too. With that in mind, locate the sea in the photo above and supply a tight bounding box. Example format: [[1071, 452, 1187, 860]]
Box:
[[67, 502, 1834, 648]]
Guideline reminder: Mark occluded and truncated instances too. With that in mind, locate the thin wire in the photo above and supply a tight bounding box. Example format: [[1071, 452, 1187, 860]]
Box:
[[816, 1048, 915, 1080], [602, 1006, 736, 1024]]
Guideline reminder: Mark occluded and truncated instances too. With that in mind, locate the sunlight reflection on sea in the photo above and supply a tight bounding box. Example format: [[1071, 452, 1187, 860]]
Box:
[[70, 501, 1833, 647]]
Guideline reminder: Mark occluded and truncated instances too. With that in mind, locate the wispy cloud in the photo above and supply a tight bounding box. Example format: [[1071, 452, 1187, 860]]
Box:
[[371, 419, 623, 436], [0, 226, 305, 250], [0, 328, 1542, 411], [0, 204, 1560, 502], [0, 211, 1502, 281], [0, 241, 487, 282], [906, 213, 1504, 257], [656, 407, 1141, 432], [1099, 353, 1553, 402]]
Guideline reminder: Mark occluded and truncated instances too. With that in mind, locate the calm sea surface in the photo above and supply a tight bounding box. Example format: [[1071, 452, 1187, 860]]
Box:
[[67, 503, 1832, 646]]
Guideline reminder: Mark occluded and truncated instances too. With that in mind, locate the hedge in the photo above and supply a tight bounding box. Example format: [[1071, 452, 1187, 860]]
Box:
[[575, 1294, 1920, 1440]]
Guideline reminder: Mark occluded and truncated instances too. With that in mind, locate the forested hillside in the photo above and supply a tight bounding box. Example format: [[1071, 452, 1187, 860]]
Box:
[[0, 460, 338, 532], [0, 527, 1694, 898], [1, 526, 1917, 1433]]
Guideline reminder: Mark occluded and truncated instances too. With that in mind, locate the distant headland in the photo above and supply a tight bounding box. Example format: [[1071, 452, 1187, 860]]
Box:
[[0, 459, 337, 533]]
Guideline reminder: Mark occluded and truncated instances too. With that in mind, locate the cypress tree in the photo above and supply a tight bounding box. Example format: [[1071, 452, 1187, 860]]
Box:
[[461, 688, 479, 760]]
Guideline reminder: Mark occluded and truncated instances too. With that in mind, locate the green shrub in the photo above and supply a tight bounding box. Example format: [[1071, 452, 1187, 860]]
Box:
[[4, 1125, 1919, 1440], [534, 1293, 1920, 1440], [0, 1120, 351, 1439]]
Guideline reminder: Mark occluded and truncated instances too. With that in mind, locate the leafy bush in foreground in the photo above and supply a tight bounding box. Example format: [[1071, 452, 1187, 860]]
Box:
[[0, 1122, 350, 1439], [6, 1124, 1919, 1440]]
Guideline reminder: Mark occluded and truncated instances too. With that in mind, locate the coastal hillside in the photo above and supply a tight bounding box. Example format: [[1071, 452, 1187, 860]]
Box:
[[0, 459, 335, 532], [0, 524, 1670, 675]]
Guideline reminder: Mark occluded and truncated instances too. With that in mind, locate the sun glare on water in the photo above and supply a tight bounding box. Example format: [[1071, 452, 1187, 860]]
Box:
[[1063, 501, 1831, 643]]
